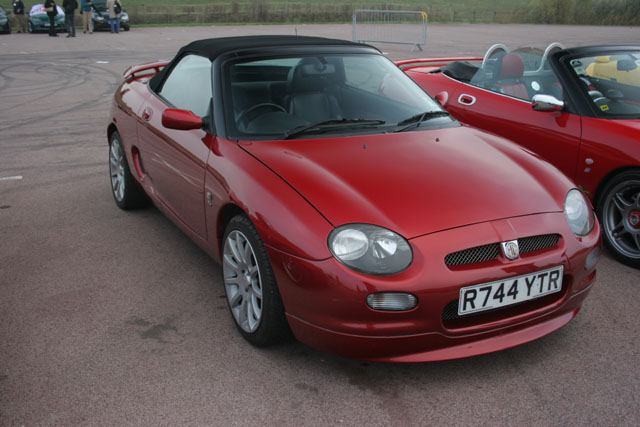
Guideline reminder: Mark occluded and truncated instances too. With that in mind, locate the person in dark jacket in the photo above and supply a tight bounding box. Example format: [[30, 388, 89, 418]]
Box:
[[44, 0, 59, 37], [12, 1, 26, 33], [62, 0, 77, 37]]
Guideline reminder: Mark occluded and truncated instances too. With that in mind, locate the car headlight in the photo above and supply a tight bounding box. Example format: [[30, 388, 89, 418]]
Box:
[[329, 224, 412, 275], [564, 189, 595, 236]]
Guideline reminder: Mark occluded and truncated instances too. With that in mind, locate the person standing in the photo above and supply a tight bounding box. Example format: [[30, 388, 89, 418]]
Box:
[[44, 0, 59, 37], [12, 1, 26, 33], [80, 0, 93, 34], [106, 0, 122, 33], [62, 0, 77, 37]]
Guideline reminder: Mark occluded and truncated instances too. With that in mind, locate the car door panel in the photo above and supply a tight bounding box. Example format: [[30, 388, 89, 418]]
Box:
[[450, 84, 582, 182], [137, 94, 209, 238]]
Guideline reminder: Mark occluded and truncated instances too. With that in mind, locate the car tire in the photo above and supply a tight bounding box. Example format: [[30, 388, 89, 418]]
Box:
[[222, 214, 292, 347], [124, 25, 130, 31], [596, 170, 640, 268], [27, 21, 33, 33], [108, 131, 148, 210]]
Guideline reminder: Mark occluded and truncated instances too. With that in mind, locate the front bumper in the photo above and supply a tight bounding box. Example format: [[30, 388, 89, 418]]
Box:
[[267, 212, 600, 362]]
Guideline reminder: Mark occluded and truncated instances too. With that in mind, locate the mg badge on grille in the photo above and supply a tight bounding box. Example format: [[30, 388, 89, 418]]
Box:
[[501, 240, 520, 260]]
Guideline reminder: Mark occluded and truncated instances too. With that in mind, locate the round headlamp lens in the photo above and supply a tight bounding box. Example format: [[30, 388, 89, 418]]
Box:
[[564, 189, 594, 236], [329, 224, 412, 275], [331, 229, 369, 261]]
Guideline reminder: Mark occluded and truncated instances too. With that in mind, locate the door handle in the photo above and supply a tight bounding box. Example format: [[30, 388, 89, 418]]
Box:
[[458, 94, 477, 106], [142, 107, 153, 121]]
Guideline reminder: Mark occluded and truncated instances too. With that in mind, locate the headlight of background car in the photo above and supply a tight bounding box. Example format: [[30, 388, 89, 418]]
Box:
[[329, 224, 412, 275], [564, 189, 595, 236]]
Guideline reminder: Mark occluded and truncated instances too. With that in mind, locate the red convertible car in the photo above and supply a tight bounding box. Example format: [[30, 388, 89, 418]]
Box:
[[108, 36, 600, 362], [400, 44, 640, 268]]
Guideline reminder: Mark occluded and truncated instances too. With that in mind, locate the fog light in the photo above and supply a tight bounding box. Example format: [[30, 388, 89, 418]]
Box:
[[366, 293, 417, 311], [585, 246, 600, 270]]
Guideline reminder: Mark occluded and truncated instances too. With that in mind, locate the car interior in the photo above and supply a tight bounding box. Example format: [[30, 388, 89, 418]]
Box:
[[227, 55, 435, 137], [441, 43, 566, 102]]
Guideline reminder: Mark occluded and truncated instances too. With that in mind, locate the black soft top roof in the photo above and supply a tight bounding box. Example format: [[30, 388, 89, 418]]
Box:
[[149, 35, 376, 92], [180, 35, 372, 60]]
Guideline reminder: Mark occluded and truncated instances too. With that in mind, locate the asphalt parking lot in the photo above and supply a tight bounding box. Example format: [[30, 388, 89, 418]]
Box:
[[1, 23, 639, 426]]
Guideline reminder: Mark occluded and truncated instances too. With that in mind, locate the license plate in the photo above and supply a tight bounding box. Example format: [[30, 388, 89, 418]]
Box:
[[458, 266, 564, 316]]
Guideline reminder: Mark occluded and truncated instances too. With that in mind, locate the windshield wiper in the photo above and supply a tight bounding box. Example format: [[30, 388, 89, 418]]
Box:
[[283, 118, 386, 140], [395, 111, 450, 132]]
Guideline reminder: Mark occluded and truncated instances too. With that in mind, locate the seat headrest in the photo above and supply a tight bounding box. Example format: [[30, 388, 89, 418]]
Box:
[[288, 57, 336, 93], [497, 54, 525, 80]]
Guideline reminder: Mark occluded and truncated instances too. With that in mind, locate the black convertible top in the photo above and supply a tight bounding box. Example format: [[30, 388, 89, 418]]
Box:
[[181, 35, 369, 60], [149, 35, 375, 92]]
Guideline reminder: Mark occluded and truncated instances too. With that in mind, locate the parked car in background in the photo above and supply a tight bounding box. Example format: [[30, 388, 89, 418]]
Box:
[[28, 4, 65, 33], [106, 36, 600, 362], [0, 6, 12, 34], [91, 0, 130, 31], [401, 44, 640, 268]]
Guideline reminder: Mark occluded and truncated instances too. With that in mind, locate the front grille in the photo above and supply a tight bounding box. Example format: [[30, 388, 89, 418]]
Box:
[[519, 234, 560, 254], [444, 234, 561, 267], [444, 243, 500, 266]]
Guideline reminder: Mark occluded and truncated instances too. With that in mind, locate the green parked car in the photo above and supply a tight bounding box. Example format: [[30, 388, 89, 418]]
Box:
[[92, 0, 130, 31], [28, 4, 66, 33], [0, 6, 11, 34]]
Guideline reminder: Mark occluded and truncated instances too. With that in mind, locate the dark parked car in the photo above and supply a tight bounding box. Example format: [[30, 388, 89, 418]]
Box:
[[91, 0, 130, 31], [0, 6, 12, 34], [28, 4, 65, 33]]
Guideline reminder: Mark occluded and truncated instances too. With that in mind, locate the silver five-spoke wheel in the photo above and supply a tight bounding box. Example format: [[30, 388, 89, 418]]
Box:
[[223, 230, 263, 333]]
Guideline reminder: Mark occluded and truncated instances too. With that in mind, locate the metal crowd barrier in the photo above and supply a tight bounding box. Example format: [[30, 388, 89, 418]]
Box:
[[352, 9, 428, 51]]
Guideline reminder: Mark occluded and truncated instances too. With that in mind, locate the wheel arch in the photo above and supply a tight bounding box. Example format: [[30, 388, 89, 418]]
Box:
[[217, 203, 246, 251], [107, 122, 118, 144], [593, 165, 640, 208]]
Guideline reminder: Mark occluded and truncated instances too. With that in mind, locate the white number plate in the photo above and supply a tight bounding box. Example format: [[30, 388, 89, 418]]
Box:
[[458, 266, 564, 316]]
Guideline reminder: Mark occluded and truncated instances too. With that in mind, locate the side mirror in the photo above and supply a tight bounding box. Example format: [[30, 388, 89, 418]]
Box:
[[532, 94, 564, 112], [434, 91, 449, 106], [162, 109, 203, 131]]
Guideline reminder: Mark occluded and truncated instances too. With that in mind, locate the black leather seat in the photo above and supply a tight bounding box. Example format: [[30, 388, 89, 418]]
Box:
[[287, 58, 342, 123]]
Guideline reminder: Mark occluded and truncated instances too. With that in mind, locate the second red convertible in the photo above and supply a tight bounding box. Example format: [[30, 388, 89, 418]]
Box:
[[108, 36, 600, 362], [400, 44, 640, 268]]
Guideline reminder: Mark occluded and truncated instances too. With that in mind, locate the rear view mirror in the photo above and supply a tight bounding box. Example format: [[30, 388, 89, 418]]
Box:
[[162, 109, 203, 131], [532, 94, 564, 112]]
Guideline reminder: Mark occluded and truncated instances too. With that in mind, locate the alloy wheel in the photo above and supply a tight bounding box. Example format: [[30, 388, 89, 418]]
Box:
[[222, 230, 263, 333], [601, 179, 640, 260], [109, 140, 126, 203]]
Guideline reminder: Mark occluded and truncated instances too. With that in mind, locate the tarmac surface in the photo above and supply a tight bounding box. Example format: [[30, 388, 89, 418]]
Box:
[[1, 24, 640, 426]]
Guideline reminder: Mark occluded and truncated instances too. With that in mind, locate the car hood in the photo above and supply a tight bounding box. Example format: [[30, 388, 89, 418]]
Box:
[[239, 126, 570, 238]]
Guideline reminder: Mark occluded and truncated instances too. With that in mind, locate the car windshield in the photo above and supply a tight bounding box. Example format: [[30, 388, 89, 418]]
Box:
[[225, 53, 449, 140], [92, 1, 108, 12], [568, 51, 640, 118]]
